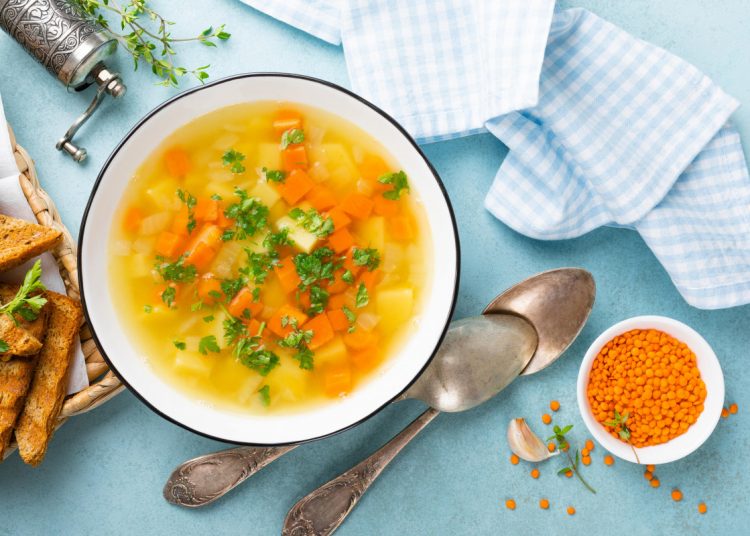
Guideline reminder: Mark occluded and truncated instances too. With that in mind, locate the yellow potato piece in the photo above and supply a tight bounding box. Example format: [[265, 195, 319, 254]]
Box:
[[174, 351, 213, 377], [377, 286, 414, 333]]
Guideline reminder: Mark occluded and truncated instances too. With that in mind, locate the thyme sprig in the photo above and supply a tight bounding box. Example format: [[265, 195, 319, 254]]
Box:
[[548, 423, 597, 494], [604, 410, 641, 464]]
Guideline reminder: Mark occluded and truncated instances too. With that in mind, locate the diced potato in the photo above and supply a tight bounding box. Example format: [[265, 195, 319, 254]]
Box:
[[237, 374, 265, 405], [174, 351, 213, 376], [207, 164, 235, 183], [129, 253, 153, 279], [212, 133, 240, 151], [267, 357, 310, 401], [268, 200, 288, 222], [211, 240, 245, 278], [257, 142, 282, 170], [204, 181, 237, 200], [138, 212, 171, 236], [145, 179, 181, 210], [376, 286, 414, 333], [184, 336, 202, 353], [132, 236, 156, 255], [383, 243, 405, 273], [275, 216, 319, 253], [250, 180, 281, 207], [111, 239, 131, 256], [210, 356, 248, 394], [261, 278, 286, 310], [309, 144, 357, 189], [314, 336, 348, 367], [355, 216, 385, 251]]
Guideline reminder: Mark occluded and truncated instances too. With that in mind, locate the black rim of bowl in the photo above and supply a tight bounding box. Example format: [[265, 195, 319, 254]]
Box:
[[78, 72, 461, 447]]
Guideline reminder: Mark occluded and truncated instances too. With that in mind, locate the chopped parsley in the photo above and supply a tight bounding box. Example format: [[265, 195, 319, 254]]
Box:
[[378, 170, 410, 200], [308, 285, 330, 316], [294, 347, 314, 370], [223, 317, 279, 376], [211, 193, 223, 201], [341, 270, 354, 284], [278, 318, 313, 348], [222, 187, 269, 240], [0, 340, 8, 353], [190, 301, 204, 312], [343, 305, 357, 333], [143, 305, 153, 314], [222, 148, 246, 174], [242, 250, 278, 285], [240, 347, 279, 376], [202, 315, 215, 323], [176, 188, 198, 233], [289, 207, 334, 237], [220, 277, 246, 300], [155, 255, 197, 283], [352, 247, 381, 271], [198, 335, 221, 355], [252, 287, 261, 302], [293, 247, 336, 289], [262, 167, 285, 183], [173, 340, 186, 350], [355, 282, 369, 308], [0, 260, 47, 323], [258, 385, 271, 406], [161, 286, 177, 308], [263, 228, 294, 250], [280, 128, 304, 150]]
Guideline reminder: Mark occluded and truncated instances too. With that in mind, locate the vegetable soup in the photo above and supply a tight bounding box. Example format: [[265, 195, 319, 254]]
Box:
[[109, 102, 431, 413]]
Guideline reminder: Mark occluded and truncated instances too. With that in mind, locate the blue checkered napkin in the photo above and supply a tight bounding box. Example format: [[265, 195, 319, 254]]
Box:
[[242, 0, 556, 142]]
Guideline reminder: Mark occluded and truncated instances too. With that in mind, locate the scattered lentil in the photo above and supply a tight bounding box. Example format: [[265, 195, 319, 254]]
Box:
[[671, 489, 683, 502], [539, 499, 550, 510], [505, 499, 516, 510], [651, 478, 661, 488], [604, 455, 614, 466], [510, 454, 519, 465], [729, 403, 738, 414], [698, 502, 707, 514], [567, 506, 576, 515], [542, 413, 552, 425], [530, 468, 540, 479], [550, 400, 560, 412]]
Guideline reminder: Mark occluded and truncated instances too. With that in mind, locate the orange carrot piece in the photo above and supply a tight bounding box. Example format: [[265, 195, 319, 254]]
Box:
[[326, 207, 351, 230], [341, 193, 374, 220], [341, 249, 363, 277], [297, 289, 311, 311], [328, 228, 355, 254], [373, 196, 400, 217], [274, 257, 302, 294], [272, 110, 303, 134], [197, 275, 223, 305], [324, 271, 350, 294], [282, 145, 308, 171], [304, 313, 335, 350], [228, 287, 263, 318], [389, 215, 414, 241], [194, 197, 220, 222], [328, 309, 350, 332], [279, 169, 315, 205], [164, 147, 191, 178], [350, 345, 378, 370], [187, 224, 223, 251], [155, 231, 186, 259], [358, 269, 382, 293], [268, 304, 308, 337], [344, 329, 376, 350], [185, 242, 217, 273], [306, 186, 337, 211], [123, 206, 144, 234], [328, 293, 347, 310], [215, 205, 234, 229], [170, 206, 190, 236], [357, 154, 389, 186], [324, 365, 351, 397]]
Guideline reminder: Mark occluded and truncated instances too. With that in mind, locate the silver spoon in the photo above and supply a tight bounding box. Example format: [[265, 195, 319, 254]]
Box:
[[163, 268, 595, 508], [281, 269, 594, 535]]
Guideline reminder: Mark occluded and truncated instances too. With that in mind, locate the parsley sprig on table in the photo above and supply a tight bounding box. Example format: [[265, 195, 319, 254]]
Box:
[[378, 170, 410, 200], [0, 260, 47, 323], [73, 0, 230, 87]]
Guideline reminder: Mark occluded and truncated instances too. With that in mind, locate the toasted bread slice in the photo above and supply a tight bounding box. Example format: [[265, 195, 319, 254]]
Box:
[[0, 286, 50, 458], [15, 292, 81, 466], [0, 284, 49, 360], [0, 214, 62, 272]]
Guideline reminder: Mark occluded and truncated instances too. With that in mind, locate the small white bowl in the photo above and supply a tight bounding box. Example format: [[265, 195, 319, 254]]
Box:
[[576, 316, 724, 464]]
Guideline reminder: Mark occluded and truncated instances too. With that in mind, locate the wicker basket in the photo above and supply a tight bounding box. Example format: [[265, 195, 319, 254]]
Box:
[[2, 127, 124, 459]]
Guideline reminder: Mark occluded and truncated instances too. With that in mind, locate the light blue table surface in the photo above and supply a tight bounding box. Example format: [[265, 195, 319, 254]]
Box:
[[1, 1, 748, 534]]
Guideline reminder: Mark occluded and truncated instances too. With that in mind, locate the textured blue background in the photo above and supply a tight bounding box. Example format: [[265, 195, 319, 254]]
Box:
[[1, 1, 749, 534]]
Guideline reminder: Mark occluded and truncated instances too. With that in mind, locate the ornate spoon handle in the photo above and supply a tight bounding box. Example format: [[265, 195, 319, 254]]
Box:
[[282, 408, 440, 536], [163, 444, 297, 507]]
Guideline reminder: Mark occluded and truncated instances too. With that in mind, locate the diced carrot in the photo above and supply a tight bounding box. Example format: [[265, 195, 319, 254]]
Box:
[[272, 110, 303, 134], [344, 329, 376, 350], [282, 145, 308, 171], [185, 242, 217, 272], [123, 206, 144, 234], [326, 207, 351, 230], [187, 224, 223, 251], [274, 257, 302, 294], [350, 345, 378, 370], [306, 186, 337, 211], [268, 304, 308, 337], [359, 269, 383, 293], [341, 249, 363, 277], [297, 289, 311, 311], [247, 318, 263, 337], [357, 154, 389, 182], [324, 271, 349, 294], [324, 364, 351, 397], [170, 206, 190, 236], [197, 275, 223, 305], [341, 193, 374, 220], [228, 287, 263, 318], [155, 231, 186, 259], [373, 196, 400, 217], [328, 309, 350, 332], [389, 215, 414, 241], [278, 169, 314, 205], [328, 293, 347, 310], [304, 313, 335, 350], [215, 205, 234, 229], [164, 147, 191, 178], [328, 228, 355, 253], [194, 197, 219, 222]]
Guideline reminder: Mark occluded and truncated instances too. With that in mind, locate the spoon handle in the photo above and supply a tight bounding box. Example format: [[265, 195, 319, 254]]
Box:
[[282, 407, 440, 536], [163, 444, 297, 507]]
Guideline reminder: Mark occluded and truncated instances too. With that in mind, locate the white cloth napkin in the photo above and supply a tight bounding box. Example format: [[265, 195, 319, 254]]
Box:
[[241, 0, 750, 310], [0, 94, 88, 394]]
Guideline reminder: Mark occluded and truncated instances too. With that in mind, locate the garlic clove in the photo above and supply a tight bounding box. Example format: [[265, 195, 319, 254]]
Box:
[[507, 418, 558, 462]]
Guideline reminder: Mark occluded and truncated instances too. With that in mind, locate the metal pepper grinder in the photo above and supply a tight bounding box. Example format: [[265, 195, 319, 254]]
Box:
[[0, 0, 126, 162]]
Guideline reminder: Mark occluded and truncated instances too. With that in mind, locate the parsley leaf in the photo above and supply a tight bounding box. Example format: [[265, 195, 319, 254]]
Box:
[[280, 128, 304, 150], [173, 340, 186, 350], [242, 250, 278, 285], [203, 315, 215, 323], [240, 348, 279, 376], [143, 305, 153, 314], [277, 320, 313, 349], [378, 170, 410, 200], [293, 247, 336, 289], [341, 270, 354, 284], [155, 255, 197, 283], [289, 207, 334, 237], [262, 167, 285, 183], [222, 148, 246, 174], [294, 346, 314, 370], [258, 385, 271, 406], [308, 285, 330, 316], [161, 286, 177, 308], [177, 188, 198, 233], [223, 187, 269, 240], [220, 277, 246, 300], [0, 340, 8, 353], [0, 260, 47, 323], [355, 282, 369, 308], [263, 228, 294, 250], [352, 247, 381, 271], [198, 335, 221, 355]]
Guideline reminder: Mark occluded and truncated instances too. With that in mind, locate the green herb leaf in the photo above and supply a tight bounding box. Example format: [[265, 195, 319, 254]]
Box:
[[0, 340, 8, 353], [177, 188, 198, 233], [352, 247, 381, 271], [263, 228, 294, 250], [308, 285, 330, 316], [143, 305, 153, 314], [293, 248, 336, 289], [223, 187, 269, 240], [198, 335, 221, 355], [289, 208, 334, 238], [0, 260, 47, 323], [202, 315, 215, 323], [280, 128, 304, 150], [220, 277, 246, 300], [155, 255, 197, 283], [258, 385, 271, 406], [378, 170, 410, 200], [222, 149, 246, 174], [293, 346, 314, 370], [161, 286, 177, 308], [239, 348, 279, 376], [173, 340, 186, 350], [242, 250, 278, 285], [262, 167, 286, 183], [355, 283, 369, 308]]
